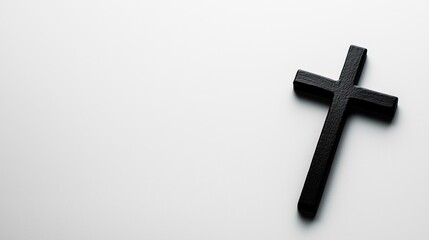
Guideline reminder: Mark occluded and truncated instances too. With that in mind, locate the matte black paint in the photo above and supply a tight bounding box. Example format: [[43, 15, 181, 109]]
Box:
[[294, 45, 398, 218]]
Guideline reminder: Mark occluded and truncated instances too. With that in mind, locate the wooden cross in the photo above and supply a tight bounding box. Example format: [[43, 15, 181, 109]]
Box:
[[294, 45, 398, 218]]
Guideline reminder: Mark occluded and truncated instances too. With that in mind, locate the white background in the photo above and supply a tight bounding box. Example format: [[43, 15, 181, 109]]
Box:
[[0, 0, 427, 239]]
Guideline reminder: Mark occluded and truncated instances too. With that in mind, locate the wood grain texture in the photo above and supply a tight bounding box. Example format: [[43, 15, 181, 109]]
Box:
[[294, 45, 398, 218]]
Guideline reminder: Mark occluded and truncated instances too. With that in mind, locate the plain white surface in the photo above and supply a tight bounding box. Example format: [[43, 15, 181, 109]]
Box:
[[0, 0, 427, 239]]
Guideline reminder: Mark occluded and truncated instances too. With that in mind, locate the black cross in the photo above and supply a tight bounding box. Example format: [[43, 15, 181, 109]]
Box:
[[294, 45, 398, 218]]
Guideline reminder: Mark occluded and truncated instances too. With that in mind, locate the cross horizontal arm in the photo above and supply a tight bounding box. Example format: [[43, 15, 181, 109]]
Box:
[[350, 86, 398, 119], [294, 70, 337, 100]]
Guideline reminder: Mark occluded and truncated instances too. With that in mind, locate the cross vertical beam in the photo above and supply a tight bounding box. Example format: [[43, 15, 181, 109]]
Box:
[[294, 45, 398, 218]]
